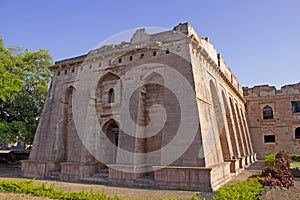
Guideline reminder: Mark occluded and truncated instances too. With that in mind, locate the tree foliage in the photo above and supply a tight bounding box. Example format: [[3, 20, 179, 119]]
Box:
[[0, 35, 52, 145]]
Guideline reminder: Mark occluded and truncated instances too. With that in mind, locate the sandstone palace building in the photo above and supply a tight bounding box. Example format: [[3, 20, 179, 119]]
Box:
[[22, 23, 300, 192], [244, 84, 300, 159]]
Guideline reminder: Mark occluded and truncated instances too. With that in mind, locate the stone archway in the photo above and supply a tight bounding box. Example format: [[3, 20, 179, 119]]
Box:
[[62, 86, 82, 163], [102, 119, 119, 164]]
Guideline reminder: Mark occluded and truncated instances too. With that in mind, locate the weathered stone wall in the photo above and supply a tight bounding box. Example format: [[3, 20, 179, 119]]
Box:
[[186, 22, 254, 172], [244, 83, 300, 159]]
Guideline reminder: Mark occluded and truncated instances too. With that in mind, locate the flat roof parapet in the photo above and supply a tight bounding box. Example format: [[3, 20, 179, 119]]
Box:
[[244, 82, 300, 97]]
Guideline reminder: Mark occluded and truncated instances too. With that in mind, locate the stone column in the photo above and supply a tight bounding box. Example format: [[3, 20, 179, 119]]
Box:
[[133, 87, 146, 165], [229, 98, 242, 158], [237, 106, 250, 165]]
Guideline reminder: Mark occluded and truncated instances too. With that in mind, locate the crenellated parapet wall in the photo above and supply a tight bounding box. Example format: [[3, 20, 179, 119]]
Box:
[[244, 82, 300, 97]]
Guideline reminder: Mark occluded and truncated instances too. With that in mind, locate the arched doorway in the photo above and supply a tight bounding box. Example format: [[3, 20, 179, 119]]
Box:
[[62, 86, 80, 162], [102, 119, 119, 164]]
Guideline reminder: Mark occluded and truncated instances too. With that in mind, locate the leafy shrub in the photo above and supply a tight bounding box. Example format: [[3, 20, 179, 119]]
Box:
[[264, 154, 275, 167], [290, 154, 300, 162], [0, 179, 198, 200], [264, 152, 292, 167], [260, 164, 294, 188], [260, 151, 294, 188], [212, 176, 264, 200], [275, 151, 291, 167]]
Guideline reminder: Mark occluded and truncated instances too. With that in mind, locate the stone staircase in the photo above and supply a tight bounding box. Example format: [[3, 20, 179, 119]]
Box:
[[246, 160, 264, 171], [80, 168, 109, 184], [133, 174, 155, 187], [47, 170, 61, 179]]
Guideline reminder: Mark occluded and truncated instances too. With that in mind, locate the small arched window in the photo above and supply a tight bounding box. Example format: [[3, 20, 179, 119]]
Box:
[[153, 51, 157, 56], [295, 127, 300, 139], [263, 105, 273, 119], [108, 88, 115, 103]]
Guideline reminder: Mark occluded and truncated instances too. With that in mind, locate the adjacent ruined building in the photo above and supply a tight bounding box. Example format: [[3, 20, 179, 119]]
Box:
[[22, 23, 256, 192], [244, 83, 300, 159]]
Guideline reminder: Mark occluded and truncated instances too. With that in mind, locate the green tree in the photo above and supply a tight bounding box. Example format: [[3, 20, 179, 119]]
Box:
[[0, 35, 52, 146]]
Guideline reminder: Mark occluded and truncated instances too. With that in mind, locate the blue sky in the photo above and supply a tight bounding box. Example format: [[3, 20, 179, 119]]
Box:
[[0, 0, 299, 88]]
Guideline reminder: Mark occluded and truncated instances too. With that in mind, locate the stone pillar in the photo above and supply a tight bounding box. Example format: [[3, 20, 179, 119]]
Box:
[[235, 104, 247, 157], [221, 92, 235, 160], [236, 106, 253, 166], [133, 87, 146, 165], [238, 108, 250, 156], [241, 111, 254, 154], [53, 97, 68, 162], [229, 98, 242, 158]]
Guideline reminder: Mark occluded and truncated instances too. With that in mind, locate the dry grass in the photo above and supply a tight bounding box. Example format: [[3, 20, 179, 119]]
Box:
[[0, 192, 51, 200], [291, 162, 300, 168]]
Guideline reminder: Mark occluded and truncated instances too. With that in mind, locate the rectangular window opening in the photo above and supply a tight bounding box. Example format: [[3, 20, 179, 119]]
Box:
[[264, 135, 275, 143], [292, 101, 300, 113]]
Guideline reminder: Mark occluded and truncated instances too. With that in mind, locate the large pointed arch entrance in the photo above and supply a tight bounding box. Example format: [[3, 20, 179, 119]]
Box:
[[102, 119, 119, 164]]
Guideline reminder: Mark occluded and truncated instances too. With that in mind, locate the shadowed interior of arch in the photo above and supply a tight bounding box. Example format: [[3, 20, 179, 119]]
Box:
[[263, 105, 274, 119], [102, 119, 119, 164]]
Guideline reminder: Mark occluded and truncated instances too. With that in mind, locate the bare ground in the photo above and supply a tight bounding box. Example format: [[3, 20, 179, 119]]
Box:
[[259, 177, 300, 200], [0, 192, 51, 200]]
